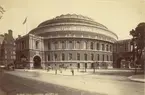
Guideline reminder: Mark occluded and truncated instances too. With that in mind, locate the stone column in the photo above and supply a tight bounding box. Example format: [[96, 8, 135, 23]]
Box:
[[81, 41, 84, 49], [73, 41, 76, 49], [99, 42, 101, 51], [65, 41, 68, 49], [87, 41, 90, 50], [93, 42, 95, 50]]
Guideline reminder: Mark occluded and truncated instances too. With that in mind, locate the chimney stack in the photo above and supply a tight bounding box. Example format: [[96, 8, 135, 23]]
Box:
[[4, 33, 8, 37], [18, 35, 21, 38], [8, 30, 13, 36]]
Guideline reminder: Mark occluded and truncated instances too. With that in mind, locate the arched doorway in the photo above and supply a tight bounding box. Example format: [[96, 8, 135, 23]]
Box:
[[77, 63, 80, 69], [116, 57, 122, 68], [33, 56, 41, 69]]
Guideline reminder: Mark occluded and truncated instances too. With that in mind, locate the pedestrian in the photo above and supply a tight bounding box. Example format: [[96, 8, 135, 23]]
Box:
[[59, 68, 62, 73], [70, 64, 74, 76], [54, 64, 57, 75]]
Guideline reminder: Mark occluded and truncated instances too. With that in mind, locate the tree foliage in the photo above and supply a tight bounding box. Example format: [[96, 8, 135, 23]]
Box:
[[130, 22, 145, 69]]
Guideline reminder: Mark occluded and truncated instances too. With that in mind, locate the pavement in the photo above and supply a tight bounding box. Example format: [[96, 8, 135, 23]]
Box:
[[22, 69, 90, 76], [18, 69, 145, 82], [128, 75, 145, 83], [5, 69, 145, 95], [0, 73, 100, 95], [19, 68, 136, 76]]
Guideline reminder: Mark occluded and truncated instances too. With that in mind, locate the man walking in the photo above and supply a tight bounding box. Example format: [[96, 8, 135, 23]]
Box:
[[70, 64, 74, 76], [54, 64, 57, 75]]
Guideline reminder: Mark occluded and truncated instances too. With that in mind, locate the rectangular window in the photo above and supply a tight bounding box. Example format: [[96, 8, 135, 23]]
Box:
[[62, 41, 65, 49], [54, 54, 57, 61], [84, 54, 87, 60], [36, 41, 39, 49], [96, 43, 100, 50], [107, 55, 109, 61], [91, 54, 94, 60], [90, 42, 93, 50], [62, 53, 65, 61], [48, 54, 50, 61], [102, 54, 104, 61], [98, 54, 100, 61], [110, 45, 112, 51], [110, 55, 112, 61], [77, 53, 80, 60]]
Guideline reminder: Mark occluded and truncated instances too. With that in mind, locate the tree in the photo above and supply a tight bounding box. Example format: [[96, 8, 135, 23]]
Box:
[[130, 22, 145, 73], [0, 6, 6, 19]]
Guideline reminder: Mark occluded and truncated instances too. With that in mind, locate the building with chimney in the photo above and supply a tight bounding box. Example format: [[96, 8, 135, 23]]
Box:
[[0, 30, 16, 66], [0, 34, 4, 64]]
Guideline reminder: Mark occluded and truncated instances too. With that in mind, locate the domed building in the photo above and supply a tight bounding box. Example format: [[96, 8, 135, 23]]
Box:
[[15, 14, 118, 69]]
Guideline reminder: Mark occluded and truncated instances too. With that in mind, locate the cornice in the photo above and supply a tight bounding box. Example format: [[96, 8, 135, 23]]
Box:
[[31, 25, 118, 40]]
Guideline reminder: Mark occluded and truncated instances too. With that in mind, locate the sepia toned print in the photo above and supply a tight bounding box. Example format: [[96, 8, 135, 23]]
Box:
[[0, 0, 145, 95]]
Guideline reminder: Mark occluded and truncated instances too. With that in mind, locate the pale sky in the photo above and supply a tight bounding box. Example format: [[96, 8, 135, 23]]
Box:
[[0, 0, 145, 40]]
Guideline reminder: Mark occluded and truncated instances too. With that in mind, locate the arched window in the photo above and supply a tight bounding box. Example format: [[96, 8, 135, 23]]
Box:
[[106, 45, 109, 51], [102, 44, 105, 51], [62, 53, 65, 61], [96, 43, 100, 50], [91, 54, 94, 60], [84, 54, 87, 60], [76, 41, 80, 49], [77, 53, 80, 60], [90, 42, 93, 50]]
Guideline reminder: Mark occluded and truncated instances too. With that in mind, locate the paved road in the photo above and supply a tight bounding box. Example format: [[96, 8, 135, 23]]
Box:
[[0, 70, 145, 95], [0, 73, 103, 95]]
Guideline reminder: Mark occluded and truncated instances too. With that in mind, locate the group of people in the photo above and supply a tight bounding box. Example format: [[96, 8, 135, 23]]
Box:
[[46, 64, 75, 76]]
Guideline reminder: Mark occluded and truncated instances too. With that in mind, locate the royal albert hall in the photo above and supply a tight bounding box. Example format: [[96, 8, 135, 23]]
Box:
[[16, 14, 118, 69]]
